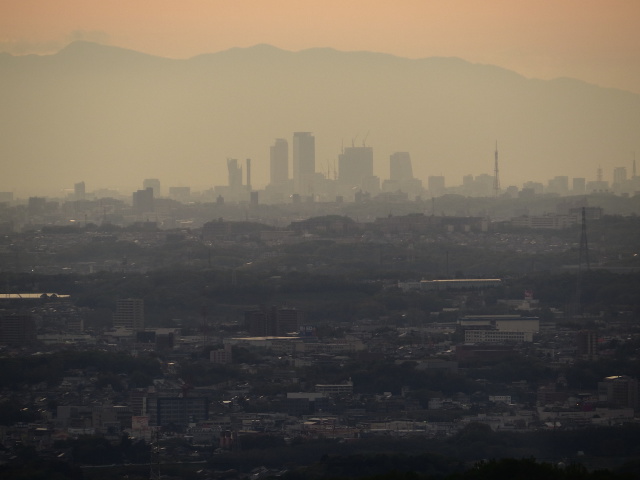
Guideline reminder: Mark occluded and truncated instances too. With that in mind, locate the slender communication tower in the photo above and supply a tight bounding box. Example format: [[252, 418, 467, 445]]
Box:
[[493, 141, 500, 197], [578, 207, 590, 270]]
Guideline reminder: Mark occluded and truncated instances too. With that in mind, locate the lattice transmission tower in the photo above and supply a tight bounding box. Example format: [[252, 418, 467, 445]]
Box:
[[493, 141, 500, 197], [575, 207, 590, 314]]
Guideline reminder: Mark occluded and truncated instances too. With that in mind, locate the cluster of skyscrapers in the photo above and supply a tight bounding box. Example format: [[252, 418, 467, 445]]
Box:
[[256, 132, 422, 204], [262, 135, 640, 203], [40, 134, 639, 209]]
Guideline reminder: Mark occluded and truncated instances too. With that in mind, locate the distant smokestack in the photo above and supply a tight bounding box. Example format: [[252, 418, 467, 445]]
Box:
[[246, 158, 252, 190]]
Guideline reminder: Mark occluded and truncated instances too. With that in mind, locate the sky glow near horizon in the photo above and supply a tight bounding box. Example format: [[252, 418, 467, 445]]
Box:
[[1, 1, 640, 198], [2, 0, 640, 94]]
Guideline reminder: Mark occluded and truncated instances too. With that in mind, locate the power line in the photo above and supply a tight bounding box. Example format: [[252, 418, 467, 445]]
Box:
[[493, 141, 500, 197]]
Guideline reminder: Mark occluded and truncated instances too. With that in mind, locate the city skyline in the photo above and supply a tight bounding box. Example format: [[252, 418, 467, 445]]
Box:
[[2, 128, 638, 200], [9, 151, 638, 203], [1, 40, 639, 197], [2, 126, 639, 200]]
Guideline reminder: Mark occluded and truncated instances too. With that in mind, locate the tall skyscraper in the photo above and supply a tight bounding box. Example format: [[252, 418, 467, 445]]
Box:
[[389, 152, 413, 182], [293, 132, 315, 195], [143, 178, 161, 198], [338, 146, 374, 186], [74, 181, 86, 200], [227, 158, 243, 188], [28, 197, 46, 216], [613, 167, 627, 185], [428, 176, 446, 196], [246, 158, 252, 190], [168, 186, 191, 201], [572, 177, 586, 194], [132, 187, 154, 213], [270, 138, 289, 185], [547, 176, 569, 195]]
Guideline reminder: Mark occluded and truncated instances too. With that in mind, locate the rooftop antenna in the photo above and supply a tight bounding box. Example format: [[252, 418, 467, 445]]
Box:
[[493, 141, 500, 197], [362, 130, 370, 147]]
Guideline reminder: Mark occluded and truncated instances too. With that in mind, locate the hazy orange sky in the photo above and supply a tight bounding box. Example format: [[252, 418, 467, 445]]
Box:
[[2, 0, 639, 93]]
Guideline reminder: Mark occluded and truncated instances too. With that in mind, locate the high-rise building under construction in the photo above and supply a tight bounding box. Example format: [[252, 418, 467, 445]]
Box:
[[338, 146, 373, 187], [293, 132, 315, 195]]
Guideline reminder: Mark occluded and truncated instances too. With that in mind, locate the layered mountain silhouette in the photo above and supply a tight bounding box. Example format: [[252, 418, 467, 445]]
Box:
[[1, 41, 638, 195]]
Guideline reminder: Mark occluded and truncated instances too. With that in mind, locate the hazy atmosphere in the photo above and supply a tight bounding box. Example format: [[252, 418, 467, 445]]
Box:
[[1, 1, 639, 197], [3, 3, 640, 479], [3, 1, 639, 93]]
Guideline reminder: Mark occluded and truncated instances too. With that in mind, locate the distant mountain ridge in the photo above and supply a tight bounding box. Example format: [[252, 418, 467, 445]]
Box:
[[1, 41, 638, 196]]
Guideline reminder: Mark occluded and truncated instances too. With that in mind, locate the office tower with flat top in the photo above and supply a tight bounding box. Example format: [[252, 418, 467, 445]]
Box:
[[133, 188, 154, 213], [74, 181, 86, 200], [270, 138, 289, 185], [390, 152, 413, 182], [143, 178, 161, 197]]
